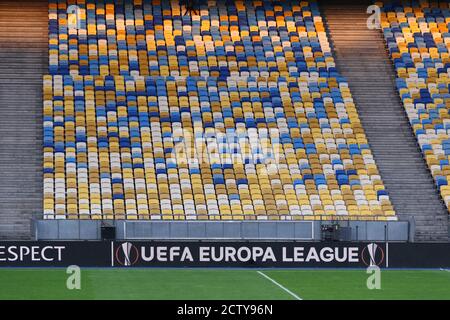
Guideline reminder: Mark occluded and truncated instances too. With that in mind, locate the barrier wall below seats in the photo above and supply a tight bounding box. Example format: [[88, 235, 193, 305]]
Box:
[[33, 219, 410, 242]]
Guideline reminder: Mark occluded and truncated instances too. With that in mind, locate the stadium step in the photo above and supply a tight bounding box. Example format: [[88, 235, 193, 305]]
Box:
[[0, 0, 47, 240], [321, 1, 449, 242]]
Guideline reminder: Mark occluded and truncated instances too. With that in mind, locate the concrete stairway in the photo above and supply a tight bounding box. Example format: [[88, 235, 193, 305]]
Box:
[[321, 1, 449, 242], [0, 1, 47, 239]]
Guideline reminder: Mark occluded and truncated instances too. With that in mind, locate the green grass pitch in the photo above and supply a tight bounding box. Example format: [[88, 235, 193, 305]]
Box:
[[0, 268, 449, 300]]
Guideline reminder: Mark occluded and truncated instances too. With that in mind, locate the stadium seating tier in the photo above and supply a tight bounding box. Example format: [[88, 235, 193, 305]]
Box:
[[380, 0, 450, 213], [43, 0, 395, 220]]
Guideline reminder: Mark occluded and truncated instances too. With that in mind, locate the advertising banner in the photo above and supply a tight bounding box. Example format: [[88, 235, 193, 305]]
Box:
[[0, 241, 448, 268]]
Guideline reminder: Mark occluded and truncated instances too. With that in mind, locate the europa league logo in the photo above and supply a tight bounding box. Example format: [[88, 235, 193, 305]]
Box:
[[361, 243, 385, 267], [115, 242, 139, 266]]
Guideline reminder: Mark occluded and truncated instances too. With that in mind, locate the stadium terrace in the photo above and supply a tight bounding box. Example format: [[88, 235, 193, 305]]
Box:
[[0, 0, 449, 302]]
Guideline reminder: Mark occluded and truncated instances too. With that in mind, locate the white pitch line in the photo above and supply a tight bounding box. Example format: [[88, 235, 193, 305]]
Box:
[[257, 271, 302, 300]]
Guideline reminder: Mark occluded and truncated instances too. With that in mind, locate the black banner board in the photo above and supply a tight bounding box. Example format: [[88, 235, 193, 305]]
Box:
[[0, 241, 448, 268]]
